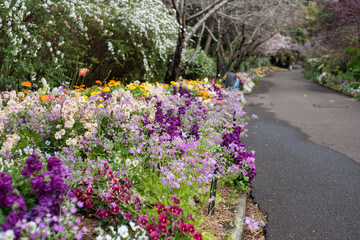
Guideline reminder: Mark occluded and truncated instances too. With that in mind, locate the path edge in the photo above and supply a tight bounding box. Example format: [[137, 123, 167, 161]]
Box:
[[231, 192, 247, 240]]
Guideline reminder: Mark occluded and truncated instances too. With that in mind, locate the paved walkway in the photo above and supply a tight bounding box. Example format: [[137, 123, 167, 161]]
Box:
[[244, 69, 360, 239]]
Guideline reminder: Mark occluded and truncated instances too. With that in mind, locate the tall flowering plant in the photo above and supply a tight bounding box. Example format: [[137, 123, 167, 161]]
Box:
[[0, 153, 85, 239]]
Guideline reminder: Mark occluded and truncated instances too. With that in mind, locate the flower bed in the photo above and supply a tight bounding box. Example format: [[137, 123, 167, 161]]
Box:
[[0, 75, 260, 239]]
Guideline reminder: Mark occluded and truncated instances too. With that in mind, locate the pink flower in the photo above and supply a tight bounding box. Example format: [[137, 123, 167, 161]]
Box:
[[178, 223, 187, 234], [157, 225, 168, 235], [193, 232, 203, 240], [124, 212, 133, 221], [171, 196, 180, 204], [138, 215, 149, 227], [158, 213, 169, 226], [147, 224, 156, 235], [150, 231, 160, 240], [186, 223, 195, 235], [168, 205, 183, 216], [78, 68, 89, 77]]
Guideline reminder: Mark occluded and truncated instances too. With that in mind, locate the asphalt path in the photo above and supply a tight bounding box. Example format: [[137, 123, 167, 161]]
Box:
[[243, 69, 360, 240]]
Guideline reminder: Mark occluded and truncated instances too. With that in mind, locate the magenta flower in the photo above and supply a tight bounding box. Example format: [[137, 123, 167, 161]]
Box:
[[171, 196, 180, 204], [102, 209, 111, 219], [186, 223, 195, 235], [147, 224, 156, 235], [85, 187, 94, 197], [156, 204, 167, 214], [110, 204, 120, 215], [138, 215, 149, 227], [158, 213, 169, 226], [156, 225, 168, 235], [178, 223, 187, 234], [193, 232, 203, 240], [95, 208, 104, 219], [150, 231, 160, 240], [85, 199, 93, 209]]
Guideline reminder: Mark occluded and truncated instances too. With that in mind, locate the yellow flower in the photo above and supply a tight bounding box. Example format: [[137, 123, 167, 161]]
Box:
[[128, 85, 136, 90], [114, 81, 121, 86], [98, 104, 104, 108], [99, 97, 104, 102], [91, 91, 101, 96], [103, 87, 110, 92], [170, 81, 176, 85], [83, 95, 89, 101]]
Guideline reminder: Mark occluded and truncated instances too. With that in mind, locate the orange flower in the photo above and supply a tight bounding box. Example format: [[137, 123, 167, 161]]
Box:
[[109, 80, 116, 84], [95, 80, 102, 85], [78, 68, 89, 77], [74, 86, 80, 89], [64, 91, 69, 95], [88, 87, 92, 90], [80, 85, 85, 88], [21, 82, 32, 87], [80, 88, 85, 91], [23, 90, 30, 94], [39, 95, 49, 102]]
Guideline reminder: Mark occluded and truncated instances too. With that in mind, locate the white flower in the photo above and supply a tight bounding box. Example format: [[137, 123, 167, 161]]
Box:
[[27, 221, 37, 233], [129, 221, 136, 231], [96, 236, 104, 240], [104, 234, 112, 240], [132, 159, 139, 167], [117, 225, 129, 238], [4, 229, 15, 240], [125, 159, 131, 166]]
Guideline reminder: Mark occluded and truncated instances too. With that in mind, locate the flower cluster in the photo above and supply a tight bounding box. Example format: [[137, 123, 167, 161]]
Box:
[[244, 216, 266, 233], [141, 198, 203, 240]]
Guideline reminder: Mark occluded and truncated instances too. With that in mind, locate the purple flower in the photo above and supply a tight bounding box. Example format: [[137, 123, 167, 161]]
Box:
[[46, 156, 62, 174], [21, 154, 42, 179], [0, 172, 13, 204]]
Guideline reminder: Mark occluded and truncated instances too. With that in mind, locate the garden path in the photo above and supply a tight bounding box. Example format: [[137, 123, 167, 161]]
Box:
[[243, 69, 360, 239]]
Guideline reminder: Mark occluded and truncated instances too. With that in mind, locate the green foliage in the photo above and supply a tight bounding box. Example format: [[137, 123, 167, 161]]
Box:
[[239, 57, 270, 71], [181, 48, 216, 79], [345, 47, 360, 80], [0, 0, 178, 90]]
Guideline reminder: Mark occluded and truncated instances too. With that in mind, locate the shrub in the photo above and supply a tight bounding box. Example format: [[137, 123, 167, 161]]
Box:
[[0, 0, 178, 91], [181, 48, 216, 79]]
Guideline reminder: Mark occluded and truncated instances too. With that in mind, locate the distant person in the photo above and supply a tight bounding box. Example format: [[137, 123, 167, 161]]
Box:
[[223, 70, 239, 89]]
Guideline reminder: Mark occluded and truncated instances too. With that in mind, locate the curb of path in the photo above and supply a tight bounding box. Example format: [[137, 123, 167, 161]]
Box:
[[231, 193, 247, 240]]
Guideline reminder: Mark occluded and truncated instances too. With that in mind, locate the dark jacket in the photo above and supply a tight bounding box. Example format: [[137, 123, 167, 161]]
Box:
[[223, 72, 237, 88]]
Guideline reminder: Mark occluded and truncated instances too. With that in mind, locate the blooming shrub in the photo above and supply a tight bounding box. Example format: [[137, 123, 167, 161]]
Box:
[[0, 0, 178, 90]]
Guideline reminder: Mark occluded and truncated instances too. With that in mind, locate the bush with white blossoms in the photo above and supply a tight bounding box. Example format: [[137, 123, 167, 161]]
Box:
[[0, 0, 178, 90]]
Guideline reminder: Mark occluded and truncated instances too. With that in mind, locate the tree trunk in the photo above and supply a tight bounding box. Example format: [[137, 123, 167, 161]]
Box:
[[204, 19, 214, 53], [164, 28, 185, 83]]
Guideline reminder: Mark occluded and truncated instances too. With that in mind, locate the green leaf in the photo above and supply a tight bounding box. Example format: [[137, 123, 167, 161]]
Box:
[[202, 232, 217, 240]]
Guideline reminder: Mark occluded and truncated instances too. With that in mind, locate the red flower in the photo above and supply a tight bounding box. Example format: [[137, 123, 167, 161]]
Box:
[[85, 199, 93, 209], [110, 204, 120, 215], [193, 232, 203, 240], [78, 68, 89, 77], [158, 213, 169, 226], [178, 223, 187, 234], [75, 189, 83, 199], [150, 231, 160, 240], [138, 216, 149, 227], [186, 223, 195, 235], [147, 224, 156, 235], [156, 204, 167, 214], [95, 208, 104, 219], [171, 196, 180, 204], [156, 225, 168, 235], [102, 209, 111, 219], [85, 187, 94, 197]]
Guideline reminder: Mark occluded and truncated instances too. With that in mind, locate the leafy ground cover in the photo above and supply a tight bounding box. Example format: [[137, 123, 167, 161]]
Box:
[[0, 67, 277, 240]]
